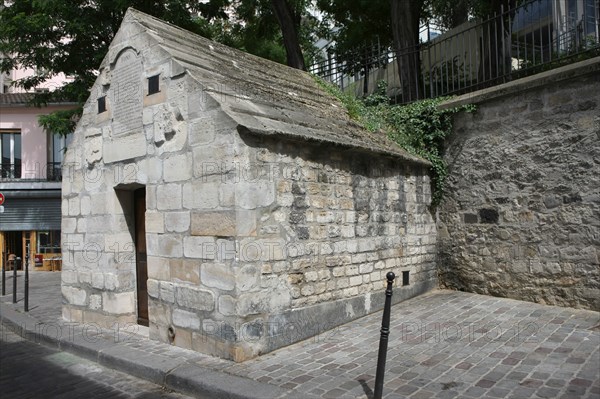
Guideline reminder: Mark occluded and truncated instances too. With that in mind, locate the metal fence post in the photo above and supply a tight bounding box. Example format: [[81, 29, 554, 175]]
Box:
[[12, 257, 19, 304], [24, 244, 29, 312], [373, 272, 395, 399], [1, 258, 5, 296]]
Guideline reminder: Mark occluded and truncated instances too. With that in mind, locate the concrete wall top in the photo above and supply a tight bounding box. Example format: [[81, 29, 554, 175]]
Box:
[[439, 56, 600, 109]]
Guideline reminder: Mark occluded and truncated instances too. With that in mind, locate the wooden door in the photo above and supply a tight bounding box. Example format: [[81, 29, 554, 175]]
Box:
[[134, 188, 148, 326]]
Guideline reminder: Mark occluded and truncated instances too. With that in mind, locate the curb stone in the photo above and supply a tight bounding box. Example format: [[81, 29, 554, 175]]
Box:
[[0, 301, 305, 399]]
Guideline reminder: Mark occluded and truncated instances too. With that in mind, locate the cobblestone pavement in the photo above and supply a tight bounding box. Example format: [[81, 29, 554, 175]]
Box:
[[209, 290, 600, 399], [2, 271, 599, 398], [0, 321, 198, 399]]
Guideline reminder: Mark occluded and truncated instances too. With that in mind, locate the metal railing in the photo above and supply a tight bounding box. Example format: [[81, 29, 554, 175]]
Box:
[[0, 162, 62, 181], [0, 162, 21, 179], [309, 0, 600, 104], [46, 162, 62, 181]]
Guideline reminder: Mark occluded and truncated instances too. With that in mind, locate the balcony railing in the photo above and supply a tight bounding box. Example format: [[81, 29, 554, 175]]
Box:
[[0, 163, 21, 179], [0, 162, 62, 181]]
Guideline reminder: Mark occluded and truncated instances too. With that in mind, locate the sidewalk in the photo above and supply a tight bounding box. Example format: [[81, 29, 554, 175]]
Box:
[[1, 271, 599, 399]]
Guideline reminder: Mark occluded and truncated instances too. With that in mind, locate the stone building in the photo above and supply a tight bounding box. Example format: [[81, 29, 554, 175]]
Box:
[[61, 8, 437, 361]]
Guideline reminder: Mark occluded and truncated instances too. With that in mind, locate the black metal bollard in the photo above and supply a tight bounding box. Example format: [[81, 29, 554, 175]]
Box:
[[1, 259, 5, 296], [12, 257, 19, 304], [24, 245, 29, 312], [373, 272, 395, 399]]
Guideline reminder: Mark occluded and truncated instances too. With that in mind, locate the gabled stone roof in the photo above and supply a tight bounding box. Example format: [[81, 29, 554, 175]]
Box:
[[120, 8, 428, 165]]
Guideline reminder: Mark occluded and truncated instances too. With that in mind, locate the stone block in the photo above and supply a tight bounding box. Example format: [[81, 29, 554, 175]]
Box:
[[218, 295, 236, 316], [91, 273, 105, 289], [104, 232, 133, 254], [201, 263, 235, 291], [147, 256, 170, 280], [236, 210, 257, 236], [62, 217, 77, 234], [236, 264, 259, 291], [187, 113, 219, 144], [191, 210, 235, 236], [183, 236, 216, 259], [239, 238, 286, 262], [146, 211, 165, 233], [304, 271, 318, 282], [301, 285, 314, 296], [236, 289, 290, 316], [192, 144, 235, 173], [102, 292, 135, 314], [62, 286, 87, 306], [219, 184, 236, 207], [182, 181, 219, 209], [154, 234, 183, 258], [89, 294, 102, 310], [175, 285, 215, 311], [171, 259, 200, 284], [163, 153, 192, 183], [165, 211, 191, 233], [61, 271, 78, 284], [145, 157, 163, 183], [147, 279, 159, 298], [160, 281, 176, 303], [68, 197, 80, 216], [172, 308, 201, 330], [85, 136, 103, 164], [349, 275, 363, 286], [359, 263, 374, 274], [103, 133, 146, 164], [157, 183, 182, 210], [236, 180, 275, 209]]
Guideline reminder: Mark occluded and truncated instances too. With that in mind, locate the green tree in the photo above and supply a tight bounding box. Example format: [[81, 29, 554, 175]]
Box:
[[317, 0, 427, 101], [217, 0, 316, 69], [271, 0, 307, 70], [0, 0, 317, 134], [390, 0, 426, 102], [428, 0, 472, 30], [0, 0, 219, 135], [316, 0, 394, 95]]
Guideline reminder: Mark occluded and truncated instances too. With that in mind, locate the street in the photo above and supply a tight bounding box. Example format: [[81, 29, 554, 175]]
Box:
[[0, 322, 199, 399]]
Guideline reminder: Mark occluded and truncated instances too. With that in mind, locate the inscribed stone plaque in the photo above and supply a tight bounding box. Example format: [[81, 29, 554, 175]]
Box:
[[112, 49, 143, 136]]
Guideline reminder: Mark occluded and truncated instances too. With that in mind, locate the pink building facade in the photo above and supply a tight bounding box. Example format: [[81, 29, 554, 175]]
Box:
[[0, 83, 75, 272]]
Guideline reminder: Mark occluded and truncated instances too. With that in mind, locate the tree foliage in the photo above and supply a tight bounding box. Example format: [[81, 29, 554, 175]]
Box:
[[0, 0, 221, 134], [0, 0, 512, 135], [0, 0, 316, 134], [316, 0, 425, 101], [213, 0, 316, 68]]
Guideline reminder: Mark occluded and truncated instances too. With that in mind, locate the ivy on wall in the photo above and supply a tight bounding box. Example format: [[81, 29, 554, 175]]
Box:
[[316, 78, 475, 210]]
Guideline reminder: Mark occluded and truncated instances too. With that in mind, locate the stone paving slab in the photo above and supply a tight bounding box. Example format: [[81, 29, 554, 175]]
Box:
[[1, 271, 599, 398]]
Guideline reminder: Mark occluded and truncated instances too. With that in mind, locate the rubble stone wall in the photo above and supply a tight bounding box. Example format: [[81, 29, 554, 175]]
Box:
[[233, 134, 438, 354], [438, 59, 600, 310]]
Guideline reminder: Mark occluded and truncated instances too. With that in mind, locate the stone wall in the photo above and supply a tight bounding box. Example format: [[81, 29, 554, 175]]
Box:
[[231, 134, 438, 354], [438, 58, 600, 310]]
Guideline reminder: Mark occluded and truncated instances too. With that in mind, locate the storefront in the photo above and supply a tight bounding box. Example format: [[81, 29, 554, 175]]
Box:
[[0, 187, 62, 271]]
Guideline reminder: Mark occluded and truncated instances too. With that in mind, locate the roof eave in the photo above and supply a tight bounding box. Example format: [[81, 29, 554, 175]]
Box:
[[237, 125, 432, 167]]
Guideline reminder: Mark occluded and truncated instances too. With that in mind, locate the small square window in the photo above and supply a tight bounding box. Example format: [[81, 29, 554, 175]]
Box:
[[97, 96, 106, 113], [402, 271, 410, 286], [148, 75, 160, 95]]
